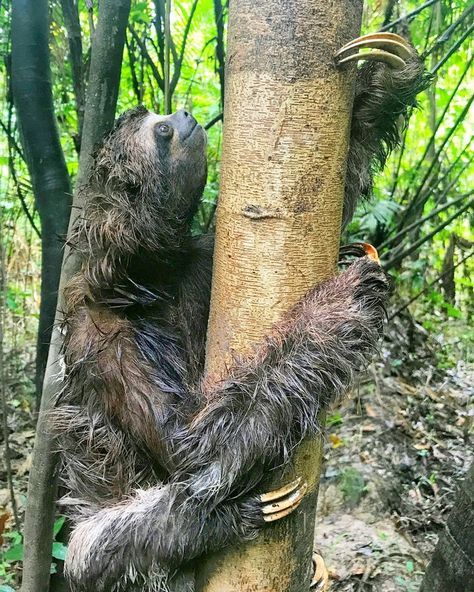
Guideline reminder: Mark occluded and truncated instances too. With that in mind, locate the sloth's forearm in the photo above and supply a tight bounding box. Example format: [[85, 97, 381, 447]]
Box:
[[65, 484, 261, 591], [176, 257, 389, 502]]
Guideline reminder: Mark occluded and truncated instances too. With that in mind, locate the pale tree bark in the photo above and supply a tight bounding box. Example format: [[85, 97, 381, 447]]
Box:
[[420, 461, 474, 592], [20, 2, 131, 591], [195, 1, 363, 590]]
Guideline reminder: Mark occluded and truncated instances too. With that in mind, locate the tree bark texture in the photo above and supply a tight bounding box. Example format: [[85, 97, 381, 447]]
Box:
[[196, 1, 363, 590], [420, 461, 474, 592], [11, 0, 72, 404], [20, 2, 131, 591]]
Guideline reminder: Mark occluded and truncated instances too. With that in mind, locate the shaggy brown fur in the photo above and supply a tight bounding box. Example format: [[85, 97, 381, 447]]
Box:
[[55, 48, 427, 592]]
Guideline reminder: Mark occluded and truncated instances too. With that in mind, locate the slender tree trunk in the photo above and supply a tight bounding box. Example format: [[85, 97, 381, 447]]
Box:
[[11, 0, 72, 405], [420, 461, 474, 592], [59, 0, 85, 150], [195, 1, 363, 590], [20, 2, 131, 591]]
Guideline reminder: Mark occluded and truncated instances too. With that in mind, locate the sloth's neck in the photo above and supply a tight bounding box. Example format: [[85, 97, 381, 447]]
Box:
[[81, 233, 193, 309]]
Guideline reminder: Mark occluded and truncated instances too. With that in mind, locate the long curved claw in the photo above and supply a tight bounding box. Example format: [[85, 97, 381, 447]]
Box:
[[335, 32, 415, 69], [360, 242, 380, 264], [260, 477, 302, 502], [259, 477, 308, 523], [310, 552, 329, 591], [339, 242, 381, 264]]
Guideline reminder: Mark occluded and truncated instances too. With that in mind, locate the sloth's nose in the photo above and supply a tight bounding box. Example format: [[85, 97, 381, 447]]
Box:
[[169, 109, 198, 140]]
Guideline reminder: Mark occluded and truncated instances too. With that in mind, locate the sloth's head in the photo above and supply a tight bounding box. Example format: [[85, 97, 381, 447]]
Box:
[[90, 106, 208, 240]]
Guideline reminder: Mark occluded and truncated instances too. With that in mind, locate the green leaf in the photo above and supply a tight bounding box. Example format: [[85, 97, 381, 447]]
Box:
[[4, 543, 24, 562], [0, 585, 16, 592], [53, 516, 66, 538], [52, 542, 68, 561]]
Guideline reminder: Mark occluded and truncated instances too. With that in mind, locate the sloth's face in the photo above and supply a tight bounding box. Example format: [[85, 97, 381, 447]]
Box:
[[98, 106, 208, 223], [139, 107, 208, 198]]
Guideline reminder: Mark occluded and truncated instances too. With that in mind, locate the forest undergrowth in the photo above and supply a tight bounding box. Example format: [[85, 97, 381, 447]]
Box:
[[317, 318, 473, 591]]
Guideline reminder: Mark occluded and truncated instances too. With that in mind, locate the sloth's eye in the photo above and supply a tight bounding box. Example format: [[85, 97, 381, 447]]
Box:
[[157, 123, 172, 137]]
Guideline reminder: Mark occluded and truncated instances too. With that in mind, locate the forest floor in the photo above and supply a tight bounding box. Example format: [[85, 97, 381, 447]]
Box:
[[0, 328, 473, 590], [316, 362, 473, 592]]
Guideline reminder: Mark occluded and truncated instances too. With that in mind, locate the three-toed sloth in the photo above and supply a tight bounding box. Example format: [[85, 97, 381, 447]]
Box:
[[55, 34, 428, 591]]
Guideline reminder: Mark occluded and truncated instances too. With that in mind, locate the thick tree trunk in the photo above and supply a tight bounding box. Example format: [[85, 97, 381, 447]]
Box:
[[20, 2, 131, 591], [11, 0, 72, 404], [195, 1, 363, 590], [420, 461, 474, 592]]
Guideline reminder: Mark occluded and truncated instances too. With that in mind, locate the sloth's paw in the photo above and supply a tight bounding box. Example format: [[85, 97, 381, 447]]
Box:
[[335, 32, 418, 70], [259, 476, 308, 523]]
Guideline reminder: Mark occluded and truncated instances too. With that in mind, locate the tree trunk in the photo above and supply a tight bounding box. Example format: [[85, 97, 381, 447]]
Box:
[[420, 461, 474, 592], [59, 0, 85, 149], [20, 3, 131, 591], [11, 0, 72, 404], [195, 1, 363, 590]]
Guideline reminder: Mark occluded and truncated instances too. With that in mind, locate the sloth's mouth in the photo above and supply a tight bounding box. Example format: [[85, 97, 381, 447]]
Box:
[[182, 120, 199, 141]]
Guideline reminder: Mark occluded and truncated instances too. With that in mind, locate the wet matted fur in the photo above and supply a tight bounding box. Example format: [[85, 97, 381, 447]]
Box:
[[54, 48, 428, 592]]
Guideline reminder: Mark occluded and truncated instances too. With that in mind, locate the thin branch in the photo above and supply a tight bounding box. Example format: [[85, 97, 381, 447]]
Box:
[[380, 0, 440, 32], [8, 154, 42, 239], [397, 92, 474, 229], [3, 103, 41, 237], [0, 118, 24, 161], [129, 24, 164, 91], [213, 0, 226, 108], [59, 0, 85, 142], [164, 0, 171, 113], [389, 122, 408, 200], [154, 0, 178, 65], [125, 32, 142, 103], [432, 153, 474, 207], [170, 0, 199, 94], [384, 199, 473, 270], [204, 111, 223, 129], [394, 55, 472, 205], [389, 249, 474, 320], [380, 192, 473, 250], [430, 22, 474, 75], [425, 5, 474, 58]]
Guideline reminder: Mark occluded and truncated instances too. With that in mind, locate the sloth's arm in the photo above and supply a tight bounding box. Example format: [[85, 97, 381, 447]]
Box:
[[175, 253, 390, 500], [339, 33, 429, 225], [65, 253, 390, 591]]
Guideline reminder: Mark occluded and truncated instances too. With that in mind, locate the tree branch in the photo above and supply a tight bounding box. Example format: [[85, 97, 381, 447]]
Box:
[[384, 198, 473, 270], [389, 249, 474, 320]]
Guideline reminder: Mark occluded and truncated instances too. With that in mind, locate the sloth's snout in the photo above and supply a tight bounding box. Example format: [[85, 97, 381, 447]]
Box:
[[169, 109, 199, 141]]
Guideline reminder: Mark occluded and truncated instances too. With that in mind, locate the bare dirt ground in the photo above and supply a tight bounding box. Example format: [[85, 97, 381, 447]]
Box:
[[315, 364, 473, 591]]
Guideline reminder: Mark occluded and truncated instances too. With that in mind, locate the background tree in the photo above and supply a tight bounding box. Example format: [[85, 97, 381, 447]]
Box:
[[11, 0, 72, 402], [420, 461, 474, 592]]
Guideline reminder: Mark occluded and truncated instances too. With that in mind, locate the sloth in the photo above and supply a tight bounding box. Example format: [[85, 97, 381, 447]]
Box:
[[55, 33, 428, 591]]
